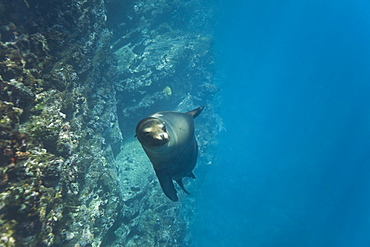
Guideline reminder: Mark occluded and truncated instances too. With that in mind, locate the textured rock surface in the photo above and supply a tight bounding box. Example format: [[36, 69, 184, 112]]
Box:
[[1, 0, 121, 246], [0, 0, 218, 246]]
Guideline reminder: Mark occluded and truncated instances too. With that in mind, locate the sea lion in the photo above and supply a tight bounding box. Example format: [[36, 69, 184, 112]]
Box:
[[135, 106, 204, 201]]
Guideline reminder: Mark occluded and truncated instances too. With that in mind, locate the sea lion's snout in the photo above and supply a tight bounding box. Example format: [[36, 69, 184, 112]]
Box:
[[157, 132, 169, 141]]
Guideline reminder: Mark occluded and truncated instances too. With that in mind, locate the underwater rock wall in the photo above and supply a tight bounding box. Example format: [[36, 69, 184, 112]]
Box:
[[108, 0, 218, 133], [1, 0, 122, 246], [1, 0, 218, 246]]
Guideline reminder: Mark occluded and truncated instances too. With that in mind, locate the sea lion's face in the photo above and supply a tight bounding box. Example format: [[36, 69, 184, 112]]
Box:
[[136, 118, 169, 147]]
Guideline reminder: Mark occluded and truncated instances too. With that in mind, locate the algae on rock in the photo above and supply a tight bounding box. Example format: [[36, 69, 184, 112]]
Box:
[[1, 0, 121, 246]]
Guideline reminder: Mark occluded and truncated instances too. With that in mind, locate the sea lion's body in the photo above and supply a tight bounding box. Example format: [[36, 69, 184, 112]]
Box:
[[136, 106, 204, 201]]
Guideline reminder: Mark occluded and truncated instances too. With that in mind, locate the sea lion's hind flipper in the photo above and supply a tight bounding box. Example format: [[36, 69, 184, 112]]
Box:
[[175, 178, 190, 195], [186, 106, 204, 119], [187, 172, 196, 179], [155, 170, 179, 201]]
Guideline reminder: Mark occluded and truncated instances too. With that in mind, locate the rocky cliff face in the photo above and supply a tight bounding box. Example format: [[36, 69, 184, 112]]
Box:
[[0, 0, 218, 246]]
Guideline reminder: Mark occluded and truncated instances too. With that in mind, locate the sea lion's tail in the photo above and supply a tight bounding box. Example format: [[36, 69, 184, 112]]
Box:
[[186, 106, 204, 119]]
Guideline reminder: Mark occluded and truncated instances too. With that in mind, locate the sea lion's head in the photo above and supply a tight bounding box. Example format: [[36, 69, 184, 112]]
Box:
[[136, 117, 169, 147]]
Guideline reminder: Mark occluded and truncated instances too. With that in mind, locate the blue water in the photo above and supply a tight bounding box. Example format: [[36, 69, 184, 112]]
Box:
[[192, 1, 370, 246]]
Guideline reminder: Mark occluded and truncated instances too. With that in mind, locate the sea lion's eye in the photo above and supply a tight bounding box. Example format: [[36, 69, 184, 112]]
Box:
[[144, 132, 150, 136], [162, 126, 166, 132]]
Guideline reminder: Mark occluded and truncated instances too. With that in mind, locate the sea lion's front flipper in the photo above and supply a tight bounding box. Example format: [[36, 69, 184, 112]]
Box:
[[175, 178, 190, 195], [186, 106, 204, 119], [155, 170, 178, 201]]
